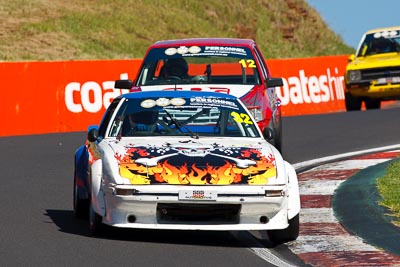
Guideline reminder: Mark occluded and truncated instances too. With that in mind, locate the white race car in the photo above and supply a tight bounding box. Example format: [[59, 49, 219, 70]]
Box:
[[73, 90, 300, 244]]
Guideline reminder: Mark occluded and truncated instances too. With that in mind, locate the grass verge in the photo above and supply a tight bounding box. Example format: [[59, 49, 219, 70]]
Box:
[[377, 158, 400, 226], [0, 0, 355, 61]]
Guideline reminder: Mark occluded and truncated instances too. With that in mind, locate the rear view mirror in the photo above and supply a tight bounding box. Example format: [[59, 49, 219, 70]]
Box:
[[263, 127, 274, 141], [266, 78, 283, 87], [88, 128, 99, 142], [115, 79, 134, 89]]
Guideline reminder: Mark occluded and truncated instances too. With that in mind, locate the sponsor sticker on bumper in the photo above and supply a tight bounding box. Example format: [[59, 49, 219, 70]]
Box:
[[178, 190, 217, 201], [376, 77, 400, 84]]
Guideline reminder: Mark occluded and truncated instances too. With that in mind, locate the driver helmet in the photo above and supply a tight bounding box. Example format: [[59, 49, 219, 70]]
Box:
[[164, 58, 188, 78]]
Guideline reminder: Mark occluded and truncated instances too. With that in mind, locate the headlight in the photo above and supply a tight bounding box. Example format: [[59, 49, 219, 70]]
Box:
[[347, 70, 362, 82]]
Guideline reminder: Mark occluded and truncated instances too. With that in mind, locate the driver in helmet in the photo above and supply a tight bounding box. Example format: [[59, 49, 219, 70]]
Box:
[[163, 58, 189, 79]]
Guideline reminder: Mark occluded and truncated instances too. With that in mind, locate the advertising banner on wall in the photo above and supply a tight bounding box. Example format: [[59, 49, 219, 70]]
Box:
[[270, 55, 348, 115], [0, 56, 348, 136], [1, 60, 139, 136]]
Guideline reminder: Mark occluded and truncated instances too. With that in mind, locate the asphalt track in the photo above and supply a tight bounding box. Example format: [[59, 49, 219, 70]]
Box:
[[1, 107, 400, 266]]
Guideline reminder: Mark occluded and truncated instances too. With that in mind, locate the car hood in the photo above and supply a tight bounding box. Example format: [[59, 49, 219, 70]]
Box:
[[348, 53, 400, 70], [108, 138, 277, 185]]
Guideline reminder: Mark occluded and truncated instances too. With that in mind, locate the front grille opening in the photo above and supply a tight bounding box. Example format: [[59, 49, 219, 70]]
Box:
[[362, 67, 400, 81], [156, 203, 241, 224]]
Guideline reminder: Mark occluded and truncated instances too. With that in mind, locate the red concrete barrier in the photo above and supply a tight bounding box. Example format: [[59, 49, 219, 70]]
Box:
[[1, 60, 140, 136], [0, 56, 350, 137]]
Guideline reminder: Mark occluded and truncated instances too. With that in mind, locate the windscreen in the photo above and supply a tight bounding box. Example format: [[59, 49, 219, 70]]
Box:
[[357, 30, 400, 57], [107, 96, 260, 138], [136, 46, 261, 86]]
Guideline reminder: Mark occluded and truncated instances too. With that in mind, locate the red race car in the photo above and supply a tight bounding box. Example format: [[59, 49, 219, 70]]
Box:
[[115, 38, 284, 151]]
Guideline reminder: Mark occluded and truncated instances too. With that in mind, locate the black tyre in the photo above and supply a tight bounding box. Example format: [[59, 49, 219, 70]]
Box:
[[273, 118, 283, 153], [345, 93, 362, 111], [89, 200, 105, 236], [73, 175, 88, 219], [266, 116, 282, 153], [365, 98, 381, 109], [267, 214, 300, 245]]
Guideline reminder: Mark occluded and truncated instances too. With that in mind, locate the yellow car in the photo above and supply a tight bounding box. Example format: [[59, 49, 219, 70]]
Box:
[[344, 26, 400, 111]]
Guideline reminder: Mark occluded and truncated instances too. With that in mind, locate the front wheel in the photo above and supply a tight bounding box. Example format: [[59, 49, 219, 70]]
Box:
[[345, 93, 362, 111], [73, 175, 88, 219], [273, 119, 282, 153], [365, 98, 381, 109], [267, 214, 299, 245], [89, 200, 105, 236]]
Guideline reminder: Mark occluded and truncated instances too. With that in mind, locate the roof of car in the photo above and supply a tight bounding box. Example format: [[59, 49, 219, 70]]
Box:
[[149, 38, 256, 48], [365, 26, 400, 34], [120, 90, 239, 100]]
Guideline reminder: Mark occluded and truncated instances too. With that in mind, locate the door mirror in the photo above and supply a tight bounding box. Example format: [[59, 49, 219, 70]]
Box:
[[263, 127, 274, 141], [115, 79, 134, 89], [266, 77, 283, 87], [88, 128, 99, 142]]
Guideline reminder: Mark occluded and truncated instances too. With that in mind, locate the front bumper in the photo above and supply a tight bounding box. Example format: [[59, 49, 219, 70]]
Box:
[[346, 66, 400, 99], [347, 82, 400, 99], [101, 184, 289, 231]]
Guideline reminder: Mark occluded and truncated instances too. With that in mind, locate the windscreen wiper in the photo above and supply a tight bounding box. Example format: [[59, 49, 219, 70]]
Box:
[[164, 110, 199, 139]]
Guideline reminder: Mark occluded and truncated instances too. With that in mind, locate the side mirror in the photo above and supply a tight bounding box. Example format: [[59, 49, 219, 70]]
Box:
[[348, 54, 355, 63], [88, 128, 99, 142], [266, 77, 283, 87], [115, 79, 134, 89], [263, 127, 274, 141]]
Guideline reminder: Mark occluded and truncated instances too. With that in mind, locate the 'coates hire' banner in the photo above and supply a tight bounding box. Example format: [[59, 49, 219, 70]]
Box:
[[0, 56, 348, 136]]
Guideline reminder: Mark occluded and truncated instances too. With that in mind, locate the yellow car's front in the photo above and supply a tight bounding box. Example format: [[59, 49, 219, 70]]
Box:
[[344, 26, 400, 111]]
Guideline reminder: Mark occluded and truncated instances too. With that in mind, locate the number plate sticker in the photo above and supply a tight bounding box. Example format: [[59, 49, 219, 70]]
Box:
[[376, 77, 400, 84], [178, 190, 217, 201], [391, 77, 400, 84], [376, 78, 388, 84]]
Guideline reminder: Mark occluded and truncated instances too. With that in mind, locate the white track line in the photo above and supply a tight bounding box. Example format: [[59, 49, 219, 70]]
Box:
[[292, 144, 400, 170]]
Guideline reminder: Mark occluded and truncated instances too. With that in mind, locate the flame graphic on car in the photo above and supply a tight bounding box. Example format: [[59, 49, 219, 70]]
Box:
[[116, 144, 276, 185]]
